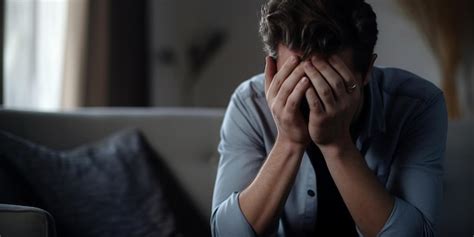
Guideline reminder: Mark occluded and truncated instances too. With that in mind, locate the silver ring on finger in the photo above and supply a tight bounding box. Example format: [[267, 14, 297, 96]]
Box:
[[347, 83, 358, 93]]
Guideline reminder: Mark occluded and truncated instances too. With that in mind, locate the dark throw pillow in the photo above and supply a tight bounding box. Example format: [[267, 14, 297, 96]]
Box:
[[0, 129, 183, 237]]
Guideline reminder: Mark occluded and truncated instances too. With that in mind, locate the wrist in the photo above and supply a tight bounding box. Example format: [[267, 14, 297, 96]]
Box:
[[275, 136, 308, 154], [318, 136, 356, 159]]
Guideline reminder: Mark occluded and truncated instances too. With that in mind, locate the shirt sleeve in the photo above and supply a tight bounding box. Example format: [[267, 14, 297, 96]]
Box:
[[378, 92, 448, 237], [210, 91, 269, 237]]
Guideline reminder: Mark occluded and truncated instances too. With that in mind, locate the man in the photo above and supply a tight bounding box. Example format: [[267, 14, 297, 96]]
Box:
[[211, 0, 447, 236]]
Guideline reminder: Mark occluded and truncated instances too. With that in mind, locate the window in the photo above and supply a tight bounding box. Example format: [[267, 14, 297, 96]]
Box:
[[4, 0, 68, 110]]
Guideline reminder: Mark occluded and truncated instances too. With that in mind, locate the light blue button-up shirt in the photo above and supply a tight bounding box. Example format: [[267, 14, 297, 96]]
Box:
[[211, 67, 448, 237]]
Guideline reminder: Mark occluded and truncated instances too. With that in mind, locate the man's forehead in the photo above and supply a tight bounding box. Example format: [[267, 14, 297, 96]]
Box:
[[276, 44, 356, 71]]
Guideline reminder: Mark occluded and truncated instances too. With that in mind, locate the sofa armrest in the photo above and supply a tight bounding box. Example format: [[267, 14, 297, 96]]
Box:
[[0, 204, 56, 237]]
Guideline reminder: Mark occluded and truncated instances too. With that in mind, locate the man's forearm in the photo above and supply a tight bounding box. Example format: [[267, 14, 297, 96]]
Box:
[[320, 142, 395, 237], [239, 138, 305, 235]]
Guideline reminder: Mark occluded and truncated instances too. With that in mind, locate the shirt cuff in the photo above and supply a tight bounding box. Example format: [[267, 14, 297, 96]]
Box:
[[211, 192, 257, 237], [377, 197, 434, 237]]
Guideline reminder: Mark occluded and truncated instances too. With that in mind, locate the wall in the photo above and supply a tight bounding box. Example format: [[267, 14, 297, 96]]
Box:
[[367, 0, 441, 86], [149, 0, 266, 107]]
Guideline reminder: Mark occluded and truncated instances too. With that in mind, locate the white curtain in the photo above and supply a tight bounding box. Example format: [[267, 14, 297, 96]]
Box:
[[4, 0, 68, 110]]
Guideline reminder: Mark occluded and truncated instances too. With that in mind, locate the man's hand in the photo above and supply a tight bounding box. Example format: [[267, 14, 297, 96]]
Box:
[[238, 56, 313, 235], [303, 55, 362, 152], [265, 56, 312, 147]]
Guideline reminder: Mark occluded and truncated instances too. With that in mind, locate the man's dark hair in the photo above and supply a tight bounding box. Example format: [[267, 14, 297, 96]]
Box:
[[259, 0, 378, 75]]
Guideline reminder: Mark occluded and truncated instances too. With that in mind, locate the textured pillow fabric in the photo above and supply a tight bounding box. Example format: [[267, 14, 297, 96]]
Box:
[[0, 129, 182, 237]]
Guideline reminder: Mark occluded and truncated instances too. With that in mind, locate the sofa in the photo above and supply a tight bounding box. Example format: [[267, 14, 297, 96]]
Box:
[[0, 108, 472, 236]]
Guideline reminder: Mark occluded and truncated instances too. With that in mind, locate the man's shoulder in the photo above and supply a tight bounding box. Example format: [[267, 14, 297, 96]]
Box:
[[373, 67, 443, 103], [371, 67, 446, 135], [232, 73, 266, 101]]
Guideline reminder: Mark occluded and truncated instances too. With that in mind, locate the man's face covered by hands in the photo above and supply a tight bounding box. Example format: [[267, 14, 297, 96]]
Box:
[[264, 44, 375, 147]]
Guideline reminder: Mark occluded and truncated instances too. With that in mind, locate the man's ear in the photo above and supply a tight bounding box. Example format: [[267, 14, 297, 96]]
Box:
[[362, 54, 377, 86]]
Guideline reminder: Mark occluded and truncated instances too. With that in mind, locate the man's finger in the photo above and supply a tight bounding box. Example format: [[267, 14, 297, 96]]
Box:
[[305, 87, 324, 114], [328, 55, 358, 93], [303, 61, 336, 110], [264, 56, 277, 94], [267, 56, 299, 100], [285, 77, 311, 112], [312, 56, 346, 99], [275, 64, 306, 107]]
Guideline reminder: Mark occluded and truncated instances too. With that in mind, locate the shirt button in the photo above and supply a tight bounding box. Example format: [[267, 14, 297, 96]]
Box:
[[307, 190, 315, 197]]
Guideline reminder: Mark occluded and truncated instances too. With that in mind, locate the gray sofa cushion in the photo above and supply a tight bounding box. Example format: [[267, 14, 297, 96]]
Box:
[[0, 129, 186, 237], [0, 108, 224, 219]]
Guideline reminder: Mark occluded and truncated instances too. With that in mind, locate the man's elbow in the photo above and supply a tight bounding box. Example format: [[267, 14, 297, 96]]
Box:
[[377, 198, 437, 237], [210, 193, 257, 237]]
